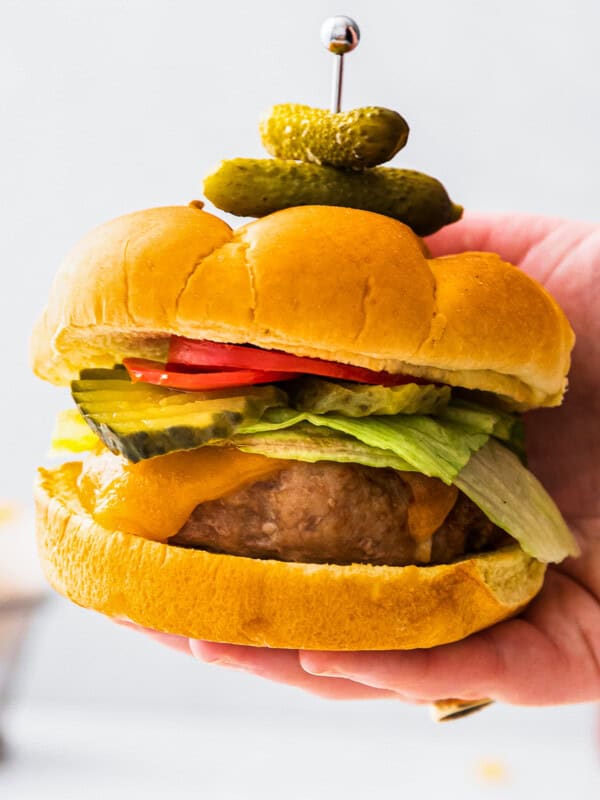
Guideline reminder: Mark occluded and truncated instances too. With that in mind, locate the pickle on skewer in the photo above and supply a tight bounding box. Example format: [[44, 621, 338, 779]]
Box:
[[259, 104, 409, 169], [203, 158, 462, 236]]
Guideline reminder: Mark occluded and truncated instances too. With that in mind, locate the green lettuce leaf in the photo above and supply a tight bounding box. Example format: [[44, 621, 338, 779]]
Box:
[[440, 398, 525, 460], [455, 438, 579, 562], [232, 423, 417, 471], [240, 408, 488, 483]]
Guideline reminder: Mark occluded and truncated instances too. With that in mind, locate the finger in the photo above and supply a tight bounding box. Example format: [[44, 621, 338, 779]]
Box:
[[114, 619, 192, 655], [301, 637, 506, 703], [300, 575, 584, 705], [425, 211, 561, 264], [190, 641, 402, 701]]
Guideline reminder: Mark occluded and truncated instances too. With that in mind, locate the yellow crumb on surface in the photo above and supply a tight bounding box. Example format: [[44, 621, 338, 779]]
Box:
[[0, 502, 17, 526], [474, 758, 510, 785]]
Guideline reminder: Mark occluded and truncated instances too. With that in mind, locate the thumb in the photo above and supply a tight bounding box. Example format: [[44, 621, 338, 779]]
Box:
[[425, 211, 562, 265]]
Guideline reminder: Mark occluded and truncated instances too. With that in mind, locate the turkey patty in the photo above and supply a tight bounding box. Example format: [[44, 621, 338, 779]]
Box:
[[169, 461, 509, 566]]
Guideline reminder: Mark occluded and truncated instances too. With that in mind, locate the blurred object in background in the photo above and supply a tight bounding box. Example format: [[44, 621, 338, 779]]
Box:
[[0, 504, 46, 760]]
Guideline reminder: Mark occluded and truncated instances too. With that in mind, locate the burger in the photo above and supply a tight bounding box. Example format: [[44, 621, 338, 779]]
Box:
[[32, 203, 578, 651]]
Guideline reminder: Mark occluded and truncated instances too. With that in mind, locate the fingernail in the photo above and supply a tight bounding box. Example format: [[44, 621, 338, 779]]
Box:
[[199, 654, 232, 666], [198, 655, 252, 674], [300, 655, 331, 675]]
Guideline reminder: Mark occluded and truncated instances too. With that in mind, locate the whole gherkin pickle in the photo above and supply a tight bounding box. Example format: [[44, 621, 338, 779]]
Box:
[[203, 158, 462, 236], [259, 104, 409, 169]]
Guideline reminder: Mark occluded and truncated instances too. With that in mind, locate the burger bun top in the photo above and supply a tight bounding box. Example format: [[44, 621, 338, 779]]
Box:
[[31, 204, 574, 408]]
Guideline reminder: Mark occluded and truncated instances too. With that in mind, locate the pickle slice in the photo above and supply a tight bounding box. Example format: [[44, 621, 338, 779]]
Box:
[[259, 104, 409, 169], [71, 367, 288, 462], [291, 378, 451, 417], [203, 158, 462, 236]]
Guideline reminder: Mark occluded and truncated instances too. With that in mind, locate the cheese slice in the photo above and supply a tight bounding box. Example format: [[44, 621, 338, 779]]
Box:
[[77, 444, 287, 542], [402, 473, 458, 543]]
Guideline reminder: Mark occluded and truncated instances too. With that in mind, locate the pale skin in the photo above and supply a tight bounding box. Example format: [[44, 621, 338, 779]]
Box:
[[125, 213, 600, 705]]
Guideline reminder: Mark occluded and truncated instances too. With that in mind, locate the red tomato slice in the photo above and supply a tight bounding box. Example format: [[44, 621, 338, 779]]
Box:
[[123, 359, 298, 391], [168, 337, 418, 386]]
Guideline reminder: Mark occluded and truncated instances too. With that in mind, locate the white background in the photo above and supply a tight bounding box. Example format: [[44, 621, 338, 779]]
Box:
[[1, 0, 599, 795]]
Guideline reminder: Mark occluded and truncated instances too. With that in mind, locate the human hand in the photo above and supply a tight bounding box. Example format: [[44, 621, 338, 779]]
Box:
[[135, 213, 600, 705]]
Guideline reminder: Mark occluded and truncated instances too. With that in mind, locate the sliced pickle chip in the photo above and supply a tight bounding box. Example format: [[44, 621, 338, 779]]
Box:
[[71, 367, 288, 462], [291, 377, 451, 417]]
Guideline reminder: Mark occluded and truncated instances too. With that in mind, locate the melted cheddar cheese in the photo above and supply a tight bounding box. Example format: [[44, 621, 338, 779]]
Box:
[[77, 444, 287, 542], [402, 473, 458, 542]]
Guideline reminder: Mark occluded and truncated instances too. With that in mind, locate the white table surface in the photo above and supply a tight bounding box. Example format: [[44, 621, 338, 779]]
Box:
[[1, 700, 598, 799]]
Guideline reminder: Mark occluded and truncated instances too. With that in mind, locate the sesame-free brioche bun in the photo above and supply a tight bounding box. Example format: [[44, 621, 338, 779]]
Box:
[[31, 204, 574, 409], [36, 462, 546, 650]]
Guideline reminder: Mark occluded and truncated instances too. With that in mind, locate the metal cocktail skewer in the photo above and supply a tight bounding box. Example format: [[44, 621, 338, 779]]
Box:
[[320, 16, 360, 113], [318, 16, 493, 722]]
